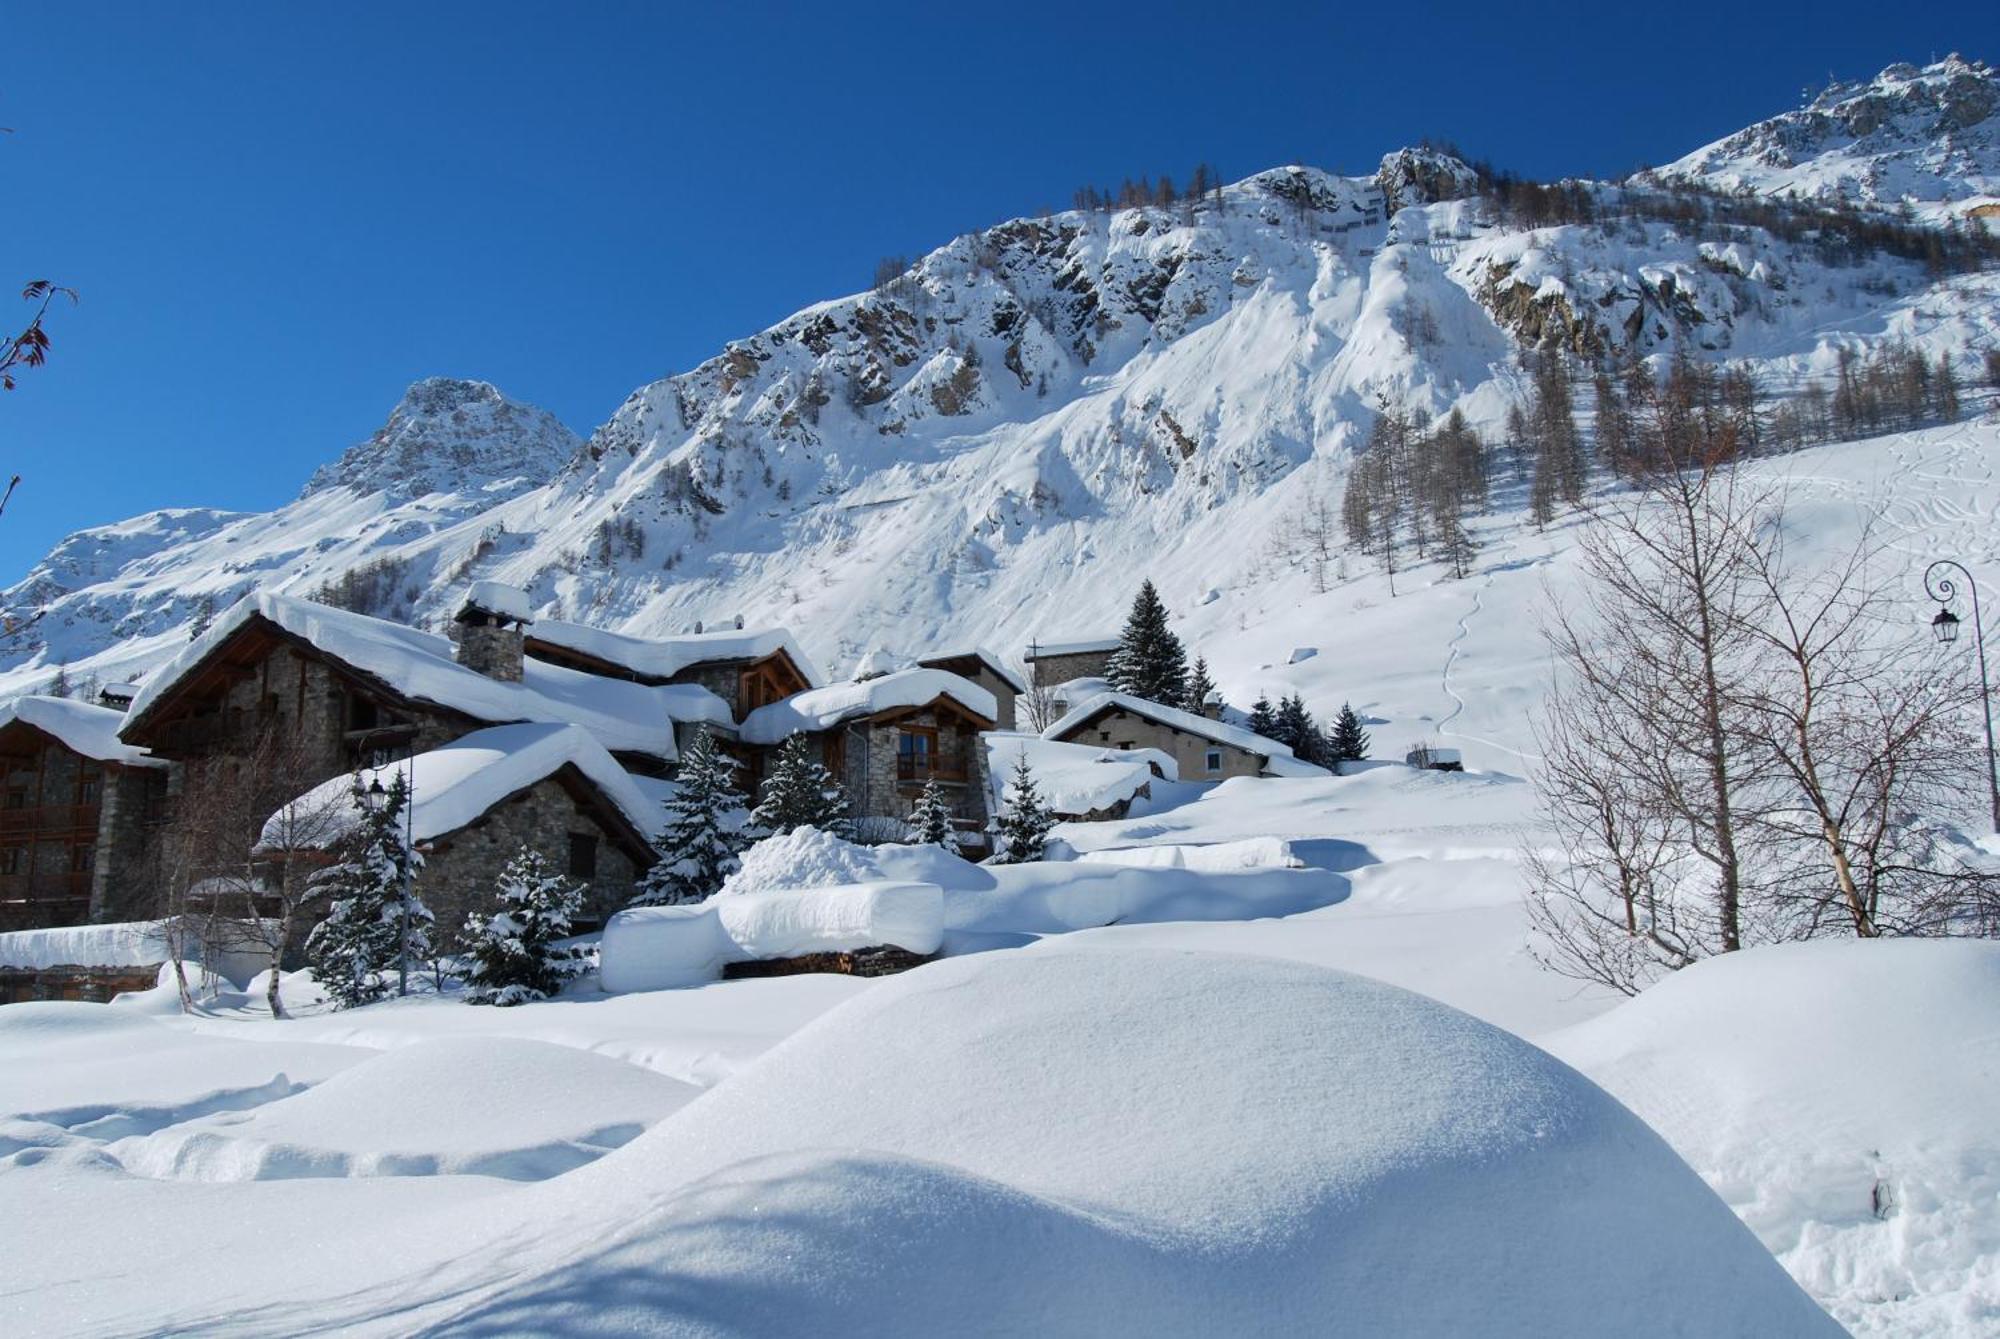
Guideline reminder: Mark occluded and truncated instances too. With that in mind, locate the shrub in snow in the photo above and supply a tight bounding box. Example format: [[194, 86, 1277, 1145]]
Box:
[[305, 772, 431, 1009], [1328, 701, 1371, 764], [633, 726, 749, 907], [722, 825, 885, 898], [908, 777, 957, 847], [1105, 579, 1187, 705], [748, 733, 850, 839], [460, 846, 589, 1006], [989, 753, 1053, 864]]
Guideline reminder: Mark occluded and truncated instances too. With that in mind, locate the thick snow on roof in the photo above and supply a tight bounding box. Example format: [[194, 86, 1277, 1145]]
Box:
[[527, 618, 822, 687], [256, 722, 662, 852], [982, 732, 1172, 816], [1024, 635, 1120, 658], [0, 921, 175, 970], [463, 580, 533, 624], [738, 667, 996, 745], [917, 646, 1027, 694], [126, 593, 726, 761], [0, 695, 162, 767], [1046, 690, 1328, 777]]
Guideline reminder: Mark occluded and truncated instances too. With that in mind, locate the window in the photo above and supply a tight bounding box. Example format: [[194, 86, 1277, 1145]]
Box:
[[1205, 749, 1223, 776], [897, 727, 937, 781], [1, 846, 25, 874], [79, 778, 101, 806], [3, 788, 25, 810], [71, 845, 94, 874], [348, 696, 380, 732], [567, 832, 598, 879]]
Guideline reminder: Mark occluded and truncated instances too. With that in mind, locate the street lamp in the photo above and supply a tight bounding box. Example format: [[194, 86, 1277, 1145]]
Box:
[[1924, 559, 2000, 834]]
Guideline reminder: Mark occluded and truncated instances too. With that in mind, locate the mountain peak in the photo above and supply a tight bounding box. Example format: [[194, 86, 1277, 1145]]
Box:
[[300, 378, 582, 503]]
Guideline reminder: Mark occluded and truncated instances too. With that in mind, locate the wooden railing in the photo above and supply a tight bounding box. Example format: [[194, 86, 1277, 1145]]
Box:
[[0, 805, 100, 834], [897, 758, 969, 783], [0, 873, 93, 907]]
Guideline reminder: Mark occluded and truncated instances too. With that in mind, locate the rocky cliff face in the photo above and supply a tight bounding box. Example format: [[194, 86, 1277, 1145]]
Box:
[[1650, 55, 2000, 219], [301, 377, 580, 503]]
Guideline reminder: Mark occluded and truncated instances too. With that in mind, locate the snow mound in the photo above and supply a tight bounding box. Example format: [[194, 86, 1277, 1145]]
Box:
[[429, 950, 1836, 1334], [982, 732, 1171, 817], [720, 826, 885, 897], [107, 1036, 697, 1182], [1077, 837, 1303, 871], [1547, 939, 2000, 1337]]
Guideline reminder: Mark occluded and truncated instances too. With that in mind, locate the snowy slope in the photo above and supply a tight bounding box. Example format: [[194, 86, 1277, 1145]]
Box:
[[5, 67, 1997, 706], [1652, 55, 2000, 221]]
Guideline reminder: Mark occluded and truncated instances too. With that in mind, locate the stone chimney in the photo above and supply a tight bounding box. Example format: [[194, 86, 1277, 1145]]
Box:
[[1200, 690, 1224, 721], [454, 580, 532, 682]]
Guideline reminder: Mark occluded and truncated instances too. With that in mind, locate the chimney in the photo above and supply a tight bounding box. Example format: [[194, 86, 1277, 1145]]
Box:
[[1201, 690, 1224, 721], [454, 581, 532, 682]]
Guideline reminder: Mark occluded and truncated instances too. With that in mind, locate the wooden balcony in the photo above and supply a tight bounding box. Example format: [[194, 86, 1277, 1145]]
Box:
[[0, 872, 93, 908], [896, 758, 969, 784], [0, 804, 101, 835]]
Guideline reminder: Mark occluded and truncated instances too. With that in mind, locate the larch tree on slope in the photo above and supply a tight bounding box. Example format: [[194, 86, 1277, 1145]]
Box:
[[459, 845, 589, 1006], [990, 754, 1052, 865], [633, 726, 749, 906], [909, 777, 958, 847], [305, 772, 432, 1009], [749, 733, 850, 839], [1106, 580, 1188, 705]]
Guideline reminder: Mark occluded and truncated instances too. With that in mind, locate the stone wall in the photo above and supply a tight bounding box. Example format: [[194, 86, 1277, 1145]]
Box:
[[674, 664, 744, 720], [1026, 648, 1115, 689], [414, 772, 642, 931], [89, 765, 168, 924], [1057, 708, 1268, 781], [454, 622, 524, 681], [840, 709, 990, 840]]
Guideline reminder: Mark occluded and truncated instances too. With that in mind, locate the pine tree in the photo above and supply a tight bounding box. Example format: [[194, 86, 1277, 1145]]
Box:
[[1932, 353, 1960, 423], [1106, 580, 1188, 705], [1329, 703, 1371, 766], [1274, 693, 1313, 754], [908, 777, 958, 847], [306, 772, 431, 1009], [632, 727, 748, 906], [1182, 656, 1218, 714], [45, 665, 69, 699], [460, 845, 588, 1006], [1246, 694, 1278, 740], [749, 733, 849, 838], [990, 754, 1052, 864]]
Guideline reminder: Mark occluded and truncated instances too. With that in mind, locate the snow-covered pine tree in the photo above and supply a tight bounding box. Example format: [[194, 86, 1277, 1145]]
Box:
[[305, 771, 431, 1009], [1106, 579, 1187, 705], [989, 753, 1052, 864], [1329, 702, 1371, 765], [460, 845, 588, 1006], [1182, 656, 1218, 714], [632, 726, 749, 906], [1246, 694, 1278, 740], [749, 733, 850, 838], [909, 776, 958, 847], [1274, 693, 1315, 755]]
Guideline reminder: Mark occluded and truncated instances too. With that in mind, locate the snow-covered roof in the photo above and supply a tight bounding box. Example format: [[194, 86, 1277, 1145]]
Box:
[[526, 619, 823, 688], [255, 722, 661, 853], [462, 580, 533, 624], [1024, 636, 1121, 659], [739, 668, 998, 745], [0, 921, 175, 970], [0, 695, 163, 768], [982, 732, 1174, 817], [125, 593, 728, 762], [917, 647, 1028, 694], [1045, 691, 1329, 777]]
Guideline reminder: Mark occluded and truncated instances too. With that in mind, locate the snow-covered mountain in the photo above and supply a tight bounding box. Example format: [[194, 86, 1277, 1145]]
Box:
[[1650, 54, 2000, 220], [4, 59, 1997, 702]]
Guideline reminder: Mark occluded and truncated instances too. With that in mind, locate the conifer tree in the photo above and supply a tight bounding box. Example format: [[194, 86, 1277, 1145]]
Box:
[[749, 733, 850, 838], [632, 726, 748, 906], [306, 772, 430, 1009], [1329, 703, 1371, 766], [1246, 694, 1278, 740], [460, 846, 588, 1006], [909, 777, 957, 847], [1106, 580, 1188, 704], [1273, 693, 1319, 758], [1182, 656, 1218, 714], [989, 754, 1052, 864]]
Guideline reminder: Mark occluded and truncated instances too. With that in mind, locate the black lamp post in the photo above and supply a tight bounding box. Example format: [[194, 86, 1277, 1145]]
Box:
[[1924, 559, 2000, 834]]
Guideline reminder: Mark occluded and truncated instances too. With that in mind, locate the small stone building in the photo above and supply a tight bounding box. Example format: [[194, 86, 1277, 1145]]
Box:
[[740, 668, 998, 848], [0, 696, 167, 932], [1022, 636, 1121, 690], [1043, 691, 1326, 781]]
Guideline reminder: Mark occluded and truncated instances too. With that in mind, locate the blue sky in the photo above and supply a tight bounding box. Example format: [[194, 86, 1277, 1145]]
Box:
[[2, 2, 1993, 579]]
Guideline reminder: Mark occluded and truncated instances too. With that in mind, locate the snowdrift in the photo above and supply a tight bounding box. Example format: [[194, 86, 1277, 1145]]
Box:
[[1548, 939, 2000, 1337], [106, 1037, 699, 1182], [415, 949, 1836, 1335]]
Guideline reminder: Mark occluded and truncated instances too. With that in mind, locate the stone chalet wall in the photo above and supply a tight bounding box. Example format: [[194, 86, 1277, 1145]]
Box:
[[673, 664, 744, 721], [949, 665, 1018, 731], [1026, 648, 1115, 690], [89, 764, 168, 925], [832, 708, 990, 839], [1059, 707, 1267, 781], [416, 773, 641, 931]]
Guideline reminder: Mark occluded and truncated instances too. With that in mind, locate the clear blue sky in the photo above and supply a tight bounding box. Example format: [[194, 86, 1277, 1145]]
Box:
[[3, 2, 1993, 580]]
